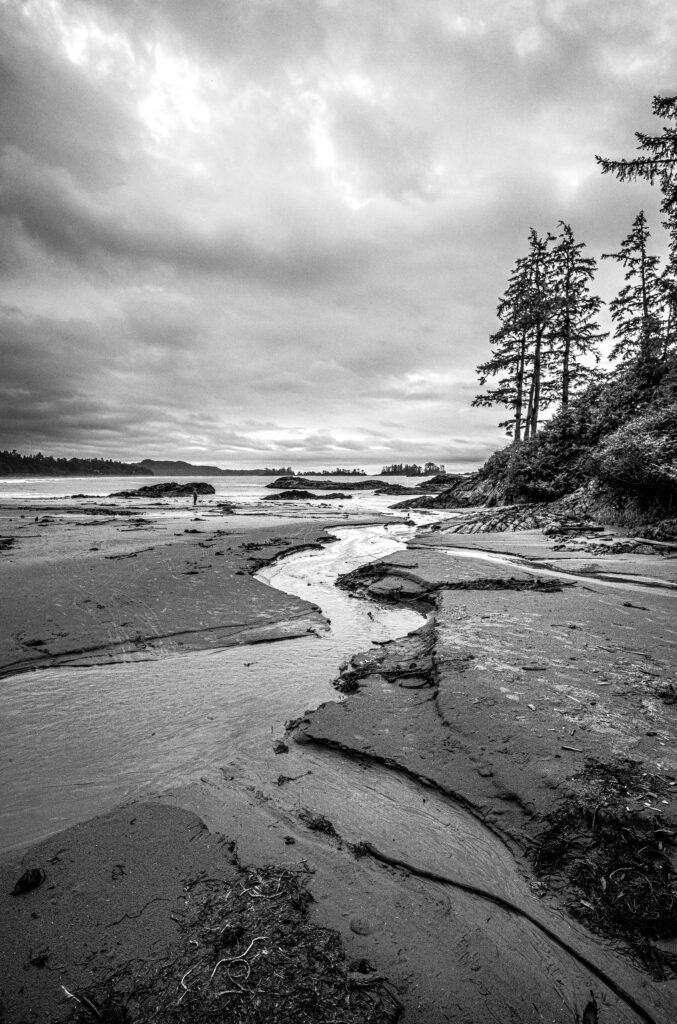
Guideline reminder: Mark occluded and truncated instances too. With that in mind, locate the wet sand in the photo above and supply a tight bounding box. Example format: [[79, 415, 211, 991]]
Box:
[[292, 518, 677, 1017], [0, 500, 358, 679], [1, 501, 676, 1023], [301, 530, 677, 848]]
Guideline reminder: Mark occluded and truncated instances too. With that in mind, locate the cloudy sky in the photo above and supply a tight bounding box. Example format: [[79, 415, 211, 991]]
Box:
[[0, 0, 674, 470]]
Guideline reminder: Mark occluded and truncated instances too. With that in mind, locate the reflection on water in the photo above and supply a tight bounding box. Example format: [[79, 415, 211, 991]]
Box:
[[0, 524, 423, 852]]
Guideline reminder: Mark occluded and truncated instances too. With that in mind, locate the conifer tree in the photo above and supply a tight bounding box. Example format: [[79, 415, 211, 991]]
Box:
[[473, 256, 532, 441], [658, 269, 677, 360], [473, 230, 555, 440], [521, 229, 555, 438], [602, 211, 664, 371], [548, 222, 605, 407], [597, 95, 677, 265]]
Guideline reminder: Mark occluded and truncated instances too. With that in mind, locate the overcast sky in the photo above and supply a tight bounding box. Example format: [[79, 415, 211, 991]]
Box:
[[0, 0, 674, 470]]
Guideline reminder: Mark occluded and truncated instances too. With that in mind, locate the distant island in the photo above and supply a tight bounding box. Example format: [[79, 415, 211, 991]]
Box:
[[0, 452, 295, 477], [380, 462, 446, 476]]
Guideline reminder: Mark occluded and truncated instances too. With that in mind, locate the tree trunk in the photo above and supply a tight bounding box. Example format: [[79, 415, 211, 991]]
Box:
[[514, 329, 527, 442], [529, 328, 543, 436], [524, 368, 535, 441], [640, 231, 651, 363], [561, 256, 572, 407]]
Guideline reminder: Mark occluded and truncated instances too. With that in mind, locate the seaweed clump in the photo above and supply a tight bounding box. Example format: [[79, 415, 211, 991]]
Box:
[[59, 865, 401, 1024], [533, 758, 677, 976]]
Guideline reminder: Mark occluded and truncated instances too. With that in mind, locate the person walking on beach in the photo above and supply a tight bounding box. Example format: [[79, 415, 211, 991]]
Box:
[[192, 487, 198, 506]]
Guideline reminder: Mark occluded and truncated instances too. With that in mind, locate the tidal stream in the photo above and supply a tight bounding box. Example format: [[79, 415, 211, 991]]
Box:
[[0, 522, 423, 853]]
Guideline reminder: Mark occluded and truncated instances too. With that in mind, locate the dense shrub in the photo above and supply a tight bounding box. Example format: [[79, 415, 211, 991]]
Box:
[[591, 404, 677, 512], [475, 353, 677, 513]]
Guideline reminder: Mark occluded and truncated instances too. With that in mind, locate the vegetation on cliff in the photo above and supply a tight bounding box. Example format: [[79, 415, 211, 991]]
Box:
[[468, 95, 677, 524]]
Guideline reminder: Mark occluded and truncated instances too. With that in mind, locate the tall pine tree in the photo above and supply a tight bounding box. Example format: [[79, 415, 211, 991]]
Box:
[[522, 229, 554, 438], [602, 211, 664, 371], [475, 226, 605, 437], [597, 95, 677, 266], [547, 222, 605, 408], [473, 255, 532, 441], [474, 229, 556, 439]]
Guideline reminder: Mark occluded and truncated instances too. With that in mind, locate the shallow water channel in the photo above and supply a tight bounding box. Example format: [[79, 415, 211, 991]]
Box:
[[0, 523, 424, 853]]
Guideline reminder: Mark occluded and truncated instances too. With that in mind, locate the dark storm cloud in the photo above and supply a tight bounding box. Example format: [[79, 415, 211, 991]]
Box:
[[1, 0, 675, 466], [0, 14, 140, 190], [0, 147, 377, 287]]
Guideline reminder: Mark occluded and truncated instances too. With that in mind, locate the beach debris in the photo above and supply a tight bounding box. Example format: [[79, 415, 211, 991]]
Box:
[[533, 758, 677, 976], [61, 986, 129, 1022], [57, 865, 401, 1024], [11, 867, 45, 896], [298, 810, 339, 837], [276, 770, 310, 786]]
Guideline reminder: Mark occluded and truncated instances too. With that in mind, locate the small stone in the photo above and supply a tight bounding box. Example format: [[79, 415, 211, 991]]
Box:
[[350, 917, 374, 935], [11, 868, 45, 896]]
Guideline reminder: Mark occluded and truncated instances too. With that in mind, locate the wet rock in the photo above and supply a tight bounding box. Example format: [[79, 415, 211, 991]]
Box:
[[268, 489, 351, 501], [11, 868, 45, 896], [414, 473, 464, 492], [110, 482, 215, 499], [349, 917, 374, 936], [268, 489, 321, 500], [265, 475, 417, 494], [267, 476, 376, 491], [349, 957, 377, 973]]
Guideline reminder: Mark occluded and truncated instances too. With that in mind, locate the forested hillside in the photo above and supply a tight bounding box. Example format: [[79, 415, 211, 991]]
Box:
[[467, 95, 677, 526], [0, 451, 146, 477]]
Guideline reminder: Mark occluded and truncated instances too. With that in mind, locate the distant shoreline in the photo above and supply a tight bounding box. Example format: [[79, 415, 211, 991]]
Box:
[[0, 469, 294, 477]]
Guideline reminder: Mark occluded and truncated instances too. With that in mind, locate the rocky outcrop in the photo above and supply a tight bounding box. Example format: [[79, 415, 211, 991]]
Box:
[[109, 481, 216, 498], [423, 504, 599, 535], [401, 485, 605, 535], [267, 476, 374, 491], [374, 482, 421, 494], [268, 489, 352, 501], [414, 473, 470, 492], [266, 476, 418, 494], [393, 472, 510, 509]]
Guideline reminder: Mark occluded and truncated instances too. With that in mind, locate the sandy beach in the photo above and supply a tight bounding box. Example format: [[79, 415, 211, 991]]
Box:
[[1, 494, 676, 1023]]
